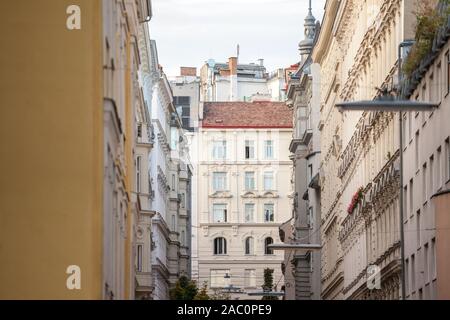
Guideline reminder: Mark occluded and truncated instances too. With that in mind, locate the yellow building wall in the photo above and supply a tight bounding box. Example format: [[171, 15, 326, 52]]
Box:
[[0, 0, 103, 299]]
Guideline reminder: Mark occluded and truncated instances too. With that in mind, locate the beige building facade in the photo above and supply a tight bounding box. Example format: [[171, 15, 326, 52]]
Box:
[[313, 0, 418, 299], [194, 102, 293, 298], [401, 3, 449, 298]]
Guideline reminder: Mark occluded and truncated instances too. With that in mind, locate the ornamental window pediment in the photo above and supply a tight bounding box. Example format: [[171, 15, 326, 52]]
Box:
[[209, 191, 233, 199], [241, 191, 258, 199], [261, 191, 279, 199]]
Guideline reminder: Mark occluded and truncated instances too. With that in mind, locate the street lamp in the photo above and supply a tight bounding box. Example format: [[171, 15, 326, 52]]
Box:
[[335, 40, 439, 300], [268, 243, 322, 251]]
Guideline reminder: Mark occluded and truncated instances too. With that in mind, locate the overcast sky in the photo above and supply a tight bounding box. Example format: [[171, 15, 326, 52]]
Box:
[[149, 0, 326, 77]]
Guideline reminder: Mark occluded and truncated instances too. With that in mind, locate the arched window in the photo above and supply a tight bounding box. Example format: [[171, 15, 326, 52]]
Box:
[[265, 237, 274, 255], [214, 237, 227, 255], [245, 237, 254, 255]]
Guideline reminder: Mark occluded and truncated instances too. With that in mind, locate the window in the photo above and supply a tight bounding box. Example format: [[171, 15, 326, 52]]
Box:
[[136, 244, 143, 272], [424, 243, 429, 283], [409, 179, 414, 216], [174, 96, 191, 129], [213, 172, 227, 191], [431, 238, 436, 279], [212, 140, 227, 160], [430, 155, 434, 194], [172, 215, 176, 231], [136, 156, 142, 193], [245, 269, 256, 288], [245, 140, 255, 159], [436, 62, 442, 102], [415, 131, 419, 171], [406, 258, 410, 295], [437, 147, 442, 189], [264, 140, 274, 159], [408, 112, 412, 142], [403, 186, 408, 220], [445, 138, 450, 182], [265, 237, 274, 254], [264, 172, 274, 191], [245, 172, 255, 191], [137, 123, 142, 138], [402, 114, 406, 147], [308, 164, 313, 183], [213, 204, 227, 223], [446, 50, 449, 95], [210, 269, 230, 288], [172, 174, 176, 191], [214, 237, 227, 255], [423, 163, 428, 202], [416, 210, 421, 249], [411, 254, 416, 293], [244, 203, 254, 222], [245, 237, 254, 255], [264, 204, 274, 222]]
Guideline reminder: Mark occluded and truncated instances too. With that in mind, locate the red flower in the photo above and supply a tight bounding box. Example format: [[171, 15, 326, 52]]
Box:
[[347, 187, 364, 215]]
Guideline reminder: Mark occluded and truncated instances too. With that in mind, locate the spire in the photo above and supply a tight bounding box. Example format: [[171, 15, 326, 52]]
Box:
[[298, 0, 317, 61]]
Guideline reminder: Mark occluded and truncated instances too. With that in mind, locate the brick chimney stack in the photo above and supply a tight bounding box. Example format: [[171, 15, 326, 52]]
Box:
[[229, 57, 238, 101], [180, 67, 197, 77]]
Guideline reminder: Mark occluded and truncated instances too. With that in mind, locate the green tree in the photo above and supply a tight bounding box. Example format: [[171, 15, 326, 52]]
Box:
[[194, 282, 210, 300], [169, 276, 198, 300], [261, 268, 278, 300]]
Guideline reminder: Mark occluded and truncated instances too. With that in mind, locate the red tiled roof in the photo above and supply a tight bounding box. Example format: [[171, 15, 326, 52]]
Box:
[[202, 101, 293, 129]]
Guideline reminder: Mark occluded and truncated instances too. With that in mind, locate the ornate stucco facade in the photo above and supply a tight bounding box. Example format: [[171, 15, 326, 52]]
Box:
[[282, 1, 322, 300], [194, 102, 293, 299], [313, 0, 418, 300]]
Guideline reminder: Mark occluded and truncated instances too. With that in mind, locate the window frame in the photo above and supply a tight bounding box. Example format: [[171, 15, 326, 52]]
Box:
[[244, 171, 255, 191], [264, 140, 274, 159], [245, 140, 255, 160], [212, 172, 227, 191], [244, 203, 255, 223], [214, 237, 227, 255], [264, 203, 274, 222], [212, 140, 227, 160], [213, 203, 228, 223], [245, 237, 254, 255], [263, 171, 274, 191], [264, 237, 274, 255]]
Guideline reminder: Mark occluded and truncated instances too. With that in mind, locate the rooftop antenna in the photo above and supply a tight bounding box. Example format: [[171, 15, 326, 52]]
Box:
[[237, 44, 240, 62]]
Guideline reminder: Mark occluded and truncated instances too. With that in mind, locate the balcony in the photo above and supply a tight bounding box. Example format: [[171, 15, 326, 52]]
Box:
[[135, 271, 153, 299]]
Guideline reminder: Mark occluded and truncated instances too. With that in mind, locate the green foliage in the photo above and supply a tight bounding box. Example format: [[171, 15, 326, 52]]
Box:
[[194, 282, 211, 300], [169, 276, 199, 300], [403, 0, 449, 77], [210, 289, 231, 300], [261, 268, 278, 300]]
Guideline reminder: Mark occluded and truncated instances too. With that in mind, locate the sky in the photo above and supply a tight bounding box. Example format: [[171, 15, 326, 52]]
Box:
[[149, 0, 326, 77]]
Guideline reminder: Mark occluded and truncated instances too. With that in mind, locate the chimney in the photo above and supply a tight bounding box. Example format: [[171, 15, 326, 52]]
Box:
[[258, 59, 264, 66], [229, 57, 238, 75], [229, 57, 238, 101], [180, 67, 197, 77]]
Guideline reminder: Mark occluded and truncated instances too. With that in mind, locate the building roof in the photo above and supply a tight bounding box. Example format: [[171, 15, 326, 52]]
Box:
[[202, 101, 293, 129]]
